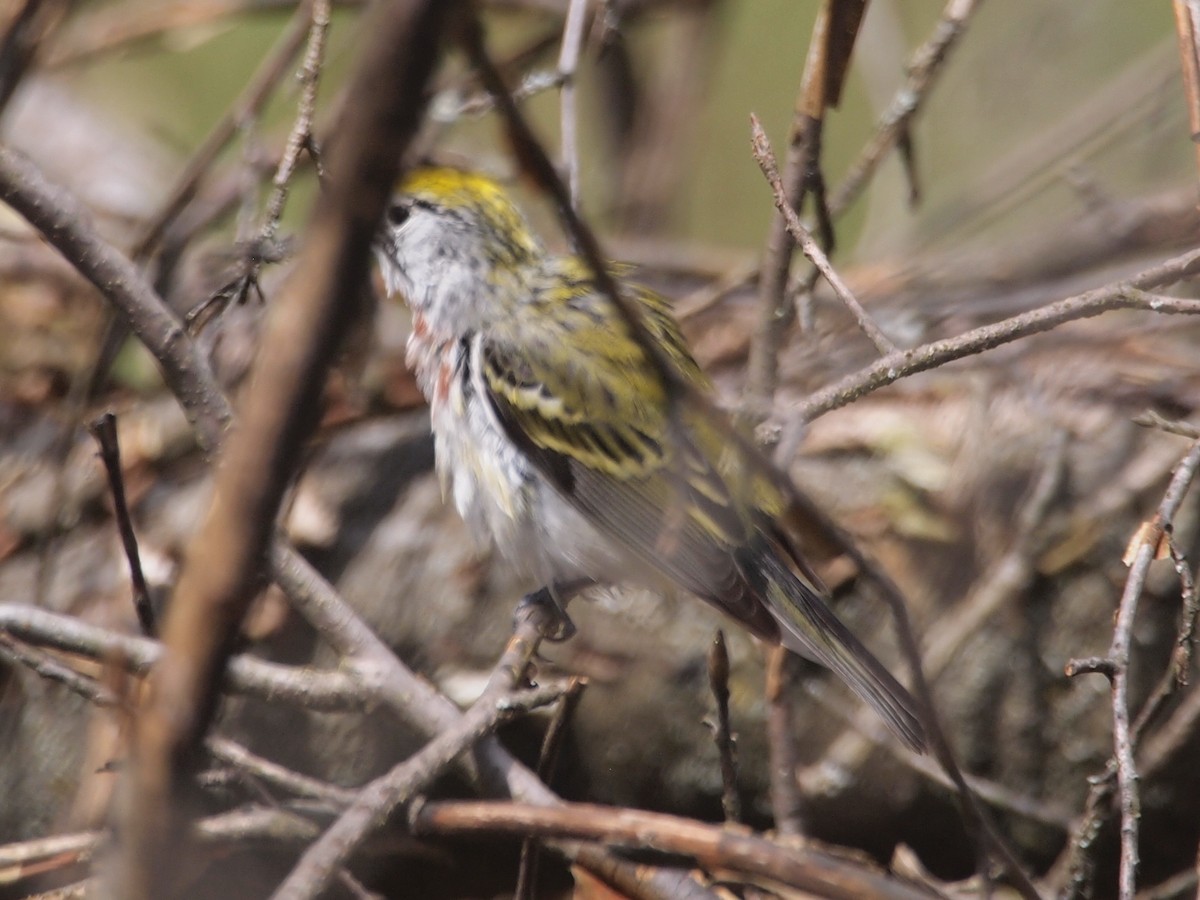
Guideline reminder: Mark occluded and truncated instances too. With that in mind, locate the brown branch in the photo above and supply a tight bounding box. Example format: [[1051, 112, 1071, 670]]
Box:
[[411, 800, 946, 900], [1134, 410, 1200, 440], [0, 145, 232, 451], [776, 249, 1200, 445], [268, 605, 560, 900], [130, 4, 312, 261], [1056, 438, 1200, 899], [515, 675, 587, 900], [764, 645, 805, 836], [829, 0, 985, 217], [751, 115, 898, 356], [556, 0, 588, 207], [1173, 0, 1200, 181], [0, 604, 363, 709], [0, 0, 68, 116], [89, 413, 156, 636], [116, 2, 453, 895], [706, 630, 742, 825]]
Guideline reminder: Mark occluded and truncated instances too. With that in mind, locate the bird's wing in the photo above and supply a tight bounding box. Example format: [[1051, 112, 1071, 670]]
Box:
[[479, 265, 780, 638], [481, 263, 926, 751]]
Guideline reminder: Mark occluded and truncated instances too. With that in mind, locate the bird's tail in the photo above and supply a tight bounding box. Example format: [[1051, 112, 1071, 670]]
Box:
[[748, 545, 927, 753]]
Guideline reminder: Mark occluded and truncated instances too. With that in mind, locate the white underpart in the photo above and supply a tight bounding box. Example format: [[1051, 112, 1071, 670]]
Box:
[[406, 324, 628, 590]]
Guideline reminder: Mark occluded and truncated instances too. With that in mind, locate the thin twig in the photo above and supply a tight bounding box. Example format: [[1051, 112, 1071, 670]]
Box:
[[130, 4, 312, 261], [0, 604, 362, 708], [774, 254, 1200, 460], [207, 737, 357, 807], [89, 413, 156, 636], [751, 115, 898, 356], [706, 630, 741, 824], [1111, 550, 1152, 900], [743, 0, 847, 407], [1057, 438, 1200, 899], [0, 632, 120, 707], [764, 645, 805, 836], [186, 0, 332, 329], [1133, 409, 1200, 439], [268, 607, 562, 900], [557, 0, 588, 208], [412, 800, 945, 900], [262, 0, 331, 243], [515, 675, 588, 900], [1116, 442, 1200, 900], [829, 0, 985, 217]]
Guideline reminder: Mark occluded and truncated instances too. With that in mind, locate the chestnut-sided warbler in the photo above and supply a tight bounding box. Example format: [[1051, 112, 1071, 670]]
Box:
[[374, 167, 925, 752]]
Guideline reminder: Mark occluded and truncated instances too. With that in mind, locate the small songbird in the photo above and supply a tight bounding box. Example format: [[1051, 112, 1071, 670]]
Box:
[[374, 167, 925, 752]]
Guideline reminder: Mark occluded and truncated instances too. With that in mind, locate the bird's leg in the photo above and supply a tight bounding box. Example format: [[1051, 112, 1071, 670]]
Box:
[[515, 578, 595, 642]]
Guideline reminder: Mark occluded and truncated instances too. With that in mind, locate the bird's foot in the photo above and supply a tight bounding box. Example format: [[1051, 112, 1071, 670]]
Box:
[[515, 586, 577, 642]]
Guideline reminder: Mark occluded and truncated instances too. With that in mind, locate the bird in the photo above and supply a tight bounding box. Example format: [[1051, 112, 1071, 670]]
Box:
[[373, 166, 926, 753]]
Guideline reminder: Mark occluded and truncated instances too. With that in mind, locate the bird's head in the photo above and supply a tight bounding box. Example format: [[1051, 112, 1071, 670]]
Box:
[[375, 167, 541, 332]]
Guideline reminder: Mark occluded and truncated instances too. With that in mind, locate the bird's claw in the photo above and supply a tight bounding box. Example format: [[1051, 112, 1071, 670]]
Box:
[[515, 586, 577, 642]]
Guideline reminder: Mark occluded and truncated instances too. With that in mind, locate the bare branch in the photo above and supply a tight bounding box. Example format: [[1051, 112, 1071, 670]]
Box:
[[116, 2, 454, 894], [777, 257, 1200, 458], [269, 605, 562, 900], [751, 115, 898, 356], [557, 0, 588, 207], [829, 0, 985, 217], [411, 799, 946, 900], [1057, 438, 1200, 899], [89, 413, 156, 636], [705, 630, 741, 824], [0, 145, 232, 450], [0, 604, 363, 709]]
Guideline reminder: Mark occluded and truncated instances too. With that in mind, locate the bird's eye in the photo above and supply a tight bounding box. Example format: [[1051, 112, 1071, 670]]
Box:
[[386, 202, 411, 228]]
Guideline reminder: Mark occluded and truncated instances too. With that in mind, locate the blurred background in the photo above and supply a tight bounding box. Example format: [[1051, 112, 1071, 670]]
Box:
[[2, 1, 1200, 898]]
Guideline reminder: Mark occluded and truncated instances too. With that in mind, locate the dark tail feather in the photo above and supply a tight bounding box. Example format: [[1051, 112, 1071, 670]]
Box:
[[752, 548, 927, 753]]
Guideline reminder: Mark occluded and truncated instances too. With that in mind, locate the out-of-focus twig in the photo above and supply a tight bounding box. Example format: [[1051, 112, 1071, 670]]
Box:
[[115, 1, 451, 893], [0, 604, 362, 708], [764, 645, 804, 835], [1172, 0, 1200, 181], [412, 799, 946, 900], [1059, 438, 1200, 900], [515, 675, 587, 900], [751, 115, 897, 357], [89, 413, 156, 636], [706, 630, 742, 824], [744, 0, 864, 407], [829, 0, 984, 217], [557, 0, 588, 208], [268, 604, 563, 900], [0, 0, 68, 117]]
